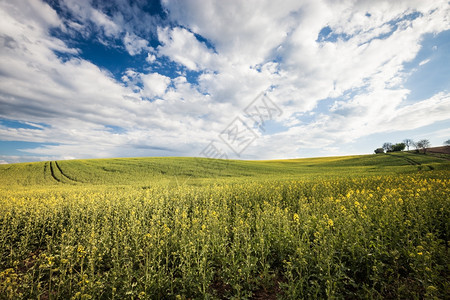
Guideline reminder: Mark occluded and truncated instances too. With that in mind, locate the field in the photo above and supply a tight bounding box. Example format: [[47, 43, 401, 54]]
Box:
[[0, 152, 449, 299]]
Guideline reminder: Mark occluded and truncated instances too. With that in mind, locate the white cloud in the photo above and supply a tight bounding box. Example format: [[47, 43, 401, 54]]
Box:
[[123, 32, 151, 55], [60, 0, 121, 38], [146, 53, 156, 63], [1, 0, 62, 29], [157, 27, 218, 71], [384, 92, 450, 131], [281, 1, 449, 97], [162, 0, 303, 66], [419, 58, 430, 66], [141, 73, 171, 98]]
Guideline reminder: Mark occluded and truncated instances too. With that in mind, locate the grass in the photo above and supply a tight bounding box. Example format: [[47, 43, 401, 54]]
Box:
[[0, 152, 449, 299]]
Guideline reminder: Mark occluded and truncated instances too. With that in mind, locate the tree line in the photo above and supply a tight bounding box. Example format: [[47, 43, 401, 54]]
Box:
[[374, 138, 447, 154]]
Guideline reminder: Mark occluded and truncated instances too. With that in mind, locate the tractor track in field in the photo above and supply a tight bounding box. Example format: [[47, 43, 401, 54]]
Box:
[[387, 153, 421, 166], [401, 156, 421, 165], [54, 161, 78, 183], [49, 161, 61, 182], [47, 161, 78, 183]]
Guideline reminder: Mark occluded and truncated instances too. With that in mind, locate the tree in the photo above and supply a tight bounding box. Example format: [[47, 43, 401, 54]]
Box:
[[374, 148, 384, 154], [416, 139, 430, 154], [382, 142, 393, 152], [392, 143, 406, 152], [444, 139, 450, 147], [403, 139, 414, 151]]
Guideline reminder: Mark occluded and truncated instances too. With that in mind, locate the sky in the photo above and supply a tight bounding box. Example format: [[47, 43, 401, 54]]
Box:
[[0, 0, 449, 164]]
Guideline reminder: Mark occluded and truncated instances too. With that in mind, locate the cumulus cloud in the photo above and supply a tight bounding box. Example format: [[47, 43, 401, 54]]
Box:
[[146, 53, 156, 63], [123, 32, 151, 55], [157, 27, 219, 71], [141, 73, 171, 98], [162, 0, 302, 65]]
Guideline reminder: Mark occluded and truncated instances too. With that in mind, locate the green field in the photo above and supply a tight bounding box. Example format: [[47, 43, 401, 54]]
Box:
[[0, 152, 449, 299]]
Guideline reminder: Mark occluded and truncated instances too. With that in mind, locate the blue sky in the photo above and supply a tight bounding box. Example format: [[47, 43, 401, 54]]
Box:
[[0, 0, 449, 163]]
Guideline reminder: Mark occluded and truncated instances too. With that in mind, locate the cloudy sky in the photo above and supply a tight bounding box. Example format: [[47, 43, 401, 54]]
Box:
[[0, 0, 449, 163]]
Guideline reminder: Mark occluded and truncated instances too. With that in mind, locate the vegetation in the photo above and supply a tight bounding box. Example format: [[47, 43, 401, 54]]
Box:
[[379, 142, 405, 153], [374, 148, 384, 154], [378, 138, 437, 154], [382, 142, 393, 153], [416, 139, 431, 154], [0, 153, 449, 299], [403, 139, 414, 151], [391, 143, 405, 152]]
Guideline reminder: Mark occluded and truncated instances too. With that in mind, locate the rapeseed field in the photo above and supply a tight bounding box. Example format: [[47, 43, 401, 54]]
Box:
[[0, 153, 448, 299]]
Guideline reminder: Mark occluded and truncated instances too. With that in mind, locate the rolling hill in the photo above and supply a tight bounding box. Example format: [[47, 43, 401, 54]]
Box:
[[1, 151, 449, 188]]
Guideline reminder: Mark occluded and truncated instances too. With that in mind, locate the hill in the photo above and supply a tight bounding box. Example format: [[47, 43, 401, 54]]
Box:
[[1, 151, 449, 188]]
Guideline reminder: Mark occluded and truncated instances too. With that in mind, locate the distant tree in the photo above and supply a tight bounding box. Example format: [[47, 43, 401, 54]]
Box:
[[392, 143, 406, 152], [403, 139, 414, 151], [444, 139, 450, 147], [416, 139, 430, 154], [374, 148, 384, 154], [382, 142, 393, 152]]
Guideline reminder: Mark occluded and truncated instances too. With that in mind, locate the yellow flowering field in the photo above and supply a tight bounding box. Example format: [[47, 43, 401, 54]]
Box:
[[0, 154, 449, 299]]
